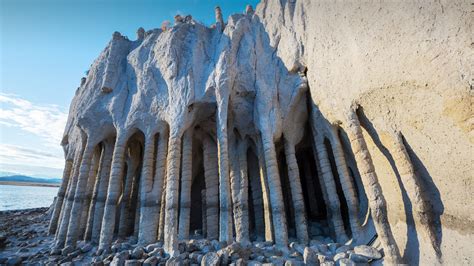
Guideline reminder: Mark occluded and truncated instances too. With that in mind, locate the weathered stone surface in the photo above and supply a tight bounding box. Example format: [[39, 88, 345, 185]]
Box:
[[303, 247, 318, 265], [333, 252, 347, 262], [201, 252, 220, 266], [143, 256, 158, 266], [337, 258, 355, 266], [353, 245, 381, 260], [349, 253, 369, 263], [34, 1, 472, 265]]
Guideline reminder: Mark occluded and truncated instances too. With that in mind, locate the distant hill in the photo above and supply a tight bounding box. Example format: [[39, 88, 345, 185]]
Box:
[[0, 175, 61, 184]]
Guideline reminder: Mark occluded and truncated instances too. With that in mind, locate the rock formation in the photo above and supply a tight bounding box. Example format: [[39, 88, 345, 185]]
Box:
[[49, 0, 472, 265]]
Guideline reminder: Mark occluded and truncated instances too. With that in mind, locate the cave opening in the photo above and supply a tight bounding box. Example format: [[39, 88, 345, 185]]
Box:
[[190, 143, 205, 238], [295, 122, 330, 238], [117, 131, 145, 238], [276, 140, 297, 239], [247, 145, 265, 241]]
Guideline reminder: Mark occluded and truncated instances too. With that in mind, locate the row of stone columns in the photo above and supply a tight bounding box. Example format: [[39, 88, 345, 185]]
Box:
[[50, 105, 404, 261]]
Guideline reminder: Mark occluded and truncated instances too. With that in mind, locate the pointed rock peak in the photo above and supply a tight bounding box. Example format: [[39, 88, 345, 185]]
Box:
[[245, 4, 254, 15], [137, 27, 145, 40], [112, 31, 122, 40]]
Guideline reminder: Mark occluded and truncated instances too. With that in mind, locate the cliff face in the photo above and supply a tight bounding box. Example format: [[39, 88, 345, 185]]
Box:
[[256, 0, 473, 264], [50, 1, 472, 265]]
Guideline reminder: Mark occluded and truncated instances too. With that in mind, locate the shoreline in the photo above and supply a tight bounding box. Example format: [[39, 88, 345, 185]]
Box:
[[0, 181, 60, 188], [0, 208, 385, 265]]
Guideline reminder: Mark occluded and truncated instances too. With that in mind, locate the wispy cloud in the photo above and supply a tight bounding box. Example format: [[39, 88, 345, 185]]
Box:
[[0, 93, 68, 178], [0, 144, 64, 174], [0, 93, 68, 147]]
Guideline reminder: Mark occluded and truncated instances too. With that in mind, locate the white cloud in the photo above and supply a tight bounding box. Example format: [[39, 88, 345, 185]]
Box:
[[0, 93, 68, 178], [0, 93, 68, 147]]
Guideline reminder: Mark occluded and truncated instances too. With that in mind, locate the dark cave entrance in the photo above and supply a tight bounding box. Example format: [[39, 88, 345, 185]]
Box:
[[247, 146, 266, 241]]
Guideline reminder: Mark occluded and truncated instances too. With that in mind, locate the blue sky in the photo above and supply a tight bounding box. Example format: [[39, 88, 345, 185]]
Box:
[[0, 0, 259, 178]]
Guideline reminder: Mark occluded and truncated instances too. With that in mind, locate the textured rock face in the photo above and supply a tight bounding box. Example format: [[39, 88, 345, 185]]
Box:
[[49, 0, 472, 265]]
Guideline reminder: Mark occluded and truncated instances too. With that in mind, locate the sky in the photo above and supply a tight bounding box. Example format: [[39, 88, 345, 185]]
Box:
[[0, 0, 260, 179]]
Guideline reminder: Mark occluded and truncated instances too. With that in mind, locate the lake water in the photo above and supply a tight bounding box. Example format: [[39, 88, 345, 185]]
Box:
[[0, 185, 58, 211]]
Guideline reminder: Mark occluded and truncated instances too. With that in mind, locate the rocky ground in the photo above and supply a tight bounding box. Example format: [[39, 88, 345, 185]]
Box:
[[0, 208, 384, 265]]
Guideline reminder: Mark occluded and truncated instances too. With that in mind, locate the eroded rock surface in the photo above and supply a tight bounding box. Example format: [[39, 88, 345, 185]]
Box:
[[42, 0, 473, 265]]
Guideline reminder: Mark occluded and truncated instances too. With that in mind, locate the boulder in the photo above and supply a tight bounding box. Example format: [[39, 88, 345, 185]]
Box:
[[6, 256, 22, 266], [165, 257, 183, 266], [125, 259, 142, 266], [335, 245, 351, 254], [284, 259, 304, 266], [327, 243, 341, 253], [337, 258, 355, 266], [131, 246, 145, 259], [320, 262, 335, 266], [143, 256, 158, 266], [333, 252, 347, 262], [146, 242, 163, 253], [201, 252, 220, 266], [148, 247, 164, 258], [303, 247, 319, 265], [349, 253, 369, 263], [353, 245, 382, 260], [81, 243, 93, 253]]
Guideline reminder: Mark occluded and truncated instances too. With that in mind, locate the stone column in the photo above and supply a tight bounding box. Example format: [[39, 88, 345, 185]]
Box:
[[158, 177, 167, 241], [329, 125, 361, 239], [284, 140, 309, 244], [236, 140, 250, 243], [344, 108, 401, 264], [55, 148, 83, 249], [202, 136, 219, 240], [99, 135, 128, 251], [65, 140, 96, 247], [201, 189, 207, 237], [178, 129, 193, 240], [229, 134, 243, 243], [118, 145, 140, 238], [261, 132, 288, 247], [139, 130, 168, 244], [313, 136, 347, 243], [89, 139, 114, 244], [79, 147, 101, 240], [216, 113, 233, 243], [85, 146, 104, 241], [163, 134, 182, 256], [256, 138, 274, 242], [215, 6, 224, 31], [49, 159, 73, 235], [389, 131, 440, 258]]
